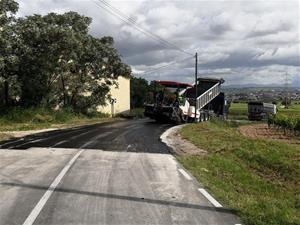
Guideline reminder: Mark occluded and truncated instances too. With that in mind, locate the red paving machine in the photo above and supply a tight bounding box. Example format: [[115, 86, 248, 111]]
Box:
[[144, 78, 227, 123]]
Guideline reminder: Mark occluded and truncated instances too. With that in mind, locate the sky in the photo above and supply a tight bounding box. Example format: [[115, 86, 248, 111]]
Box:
[[16, 0, 300, 87]]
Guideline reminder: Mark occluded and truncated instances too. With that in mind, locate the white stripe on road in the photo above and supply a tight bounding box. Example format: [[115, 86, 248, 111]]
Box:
[[10, 138, 46, 149], [79, 132, 113, 149], [198, 188, 223, 208], [11, 128, 88, 148], [0, 138, 25, 148], [22, 149, 84, 225], [178, 169, 192, 180], [50, 129, 97, 147], [51, 140, 69, 147]]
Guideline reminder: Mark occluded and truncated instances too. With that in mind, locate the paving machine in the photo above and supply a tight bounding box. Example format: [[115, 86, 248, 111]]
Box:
[[144, 78, 227, 123]]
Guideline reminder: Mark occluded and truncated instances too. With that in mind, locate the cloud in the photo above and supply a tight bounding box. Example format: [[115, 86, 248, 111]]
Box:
[[16, 0, 300, 87]]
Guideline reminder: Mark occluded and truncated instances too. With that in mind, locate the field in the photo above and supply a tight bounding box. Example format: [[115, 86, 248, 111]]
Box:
[[229, 102, 300, 119], [228, 103, 248, 119], [178, 120, 300, 225]]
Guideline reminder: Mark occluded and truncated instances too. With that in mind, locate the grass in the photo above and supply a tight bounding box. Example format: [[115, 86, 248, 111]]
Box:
[[0, 107, 112, 132], [228, 103, 248, 120], [229, 102, 300, 119], [178, 120, 300, 225]]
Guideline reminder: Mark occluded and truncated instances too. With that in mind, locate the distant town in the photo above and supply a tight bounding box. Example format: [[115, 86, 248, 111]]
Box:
[[223, 87, 300, 103]]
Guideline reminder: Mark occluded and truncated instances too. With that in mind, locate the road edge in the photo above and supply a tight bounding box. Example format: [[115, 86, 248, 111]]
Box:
[[160, 124, 187, 154]]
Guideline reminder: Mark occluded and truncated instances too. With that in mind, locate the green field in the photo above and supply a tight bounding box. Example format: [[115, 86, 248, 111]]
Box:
[[178, 120, 300, 225], [228, 103, 248, 119], [229, 102, 300, 119]]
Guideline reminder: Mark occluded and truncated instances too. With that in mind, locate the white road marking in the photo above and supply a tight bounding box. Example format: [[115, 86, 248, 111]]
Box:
[[0, 138, 25, 148], [10, 128, 88, 148], [79, 131, 113, 149], [198, 188, 223, 208], [10, 138, 45, 149], [22, 149, 84, 225], [50, 129, 98, 147], [51, 140, 68, 147], [178, 169, 192, 180]]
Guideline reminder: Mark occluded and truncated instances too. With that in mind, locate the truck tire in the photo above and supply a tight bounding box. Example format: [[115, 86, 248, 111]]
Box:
[[200, 113, 204, 122], [205, 113, 209, 121]]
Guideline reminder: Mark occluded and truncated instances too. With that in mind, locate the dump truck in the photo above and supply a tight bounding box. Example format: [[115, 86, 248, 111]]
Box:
[[248, 101, 277, 121], [144, 78, 227, 123]]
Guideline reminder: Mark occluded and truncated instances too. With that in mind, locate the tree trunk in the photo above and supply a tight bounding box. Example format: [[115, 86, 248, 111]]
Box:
[[61, 75, 66, 106], [4, 80, 9, 106]]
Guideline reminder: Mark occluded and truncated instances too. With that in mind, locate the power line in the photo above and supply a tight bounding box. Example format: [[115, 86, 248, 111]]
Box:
[[92, 0, 193, 56], [96, 0, 193, 56], [97, 0, 189, 54], [136, 56, 193, 75]]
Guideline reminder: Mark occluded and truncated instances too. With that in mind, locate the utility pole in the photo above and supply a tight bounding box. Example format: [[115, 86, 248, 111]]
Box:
[[195, 52, 198, 122], [285, 72, 289, 109]]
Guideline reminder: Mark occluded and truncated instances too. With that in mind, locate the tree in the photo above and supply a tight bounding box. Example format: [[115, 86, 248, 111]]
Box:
[[0, 0, 19, 106], [14, 11, 131, 111], [130, 77, 149, 108]]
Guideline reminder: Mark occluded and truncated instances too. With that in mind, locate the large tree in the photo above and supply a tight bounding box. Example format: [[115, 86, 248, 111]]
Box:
[[0, 0, 19, 106], [130, 77, 150, 108], [15, 11, 131, 111]]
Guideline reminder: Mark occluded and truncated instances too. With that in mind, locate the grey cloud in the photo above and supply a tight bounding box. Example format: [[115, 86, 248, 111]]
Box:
[[16, 0, 300, 87]]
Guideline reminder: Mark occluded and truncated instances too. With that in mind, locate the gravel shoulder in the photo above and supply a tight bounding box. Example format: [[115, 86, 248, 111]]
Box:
[[161, 124, 207, 156]]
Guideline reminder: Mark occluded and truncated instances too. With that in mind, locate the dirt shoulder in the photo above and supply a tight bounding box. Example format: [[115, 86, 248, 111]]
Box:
[[161, 125, 207, 156], [239, 123, 300, 144]]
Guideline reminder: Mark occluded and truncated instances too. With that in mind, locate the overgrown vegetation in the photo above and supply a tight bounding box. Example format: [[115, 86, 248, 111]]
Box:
[[0, 0, 131, 113], [268, 114, 300, 135], [130, 76, 165, 109], [0, 107, 110, 131], [179, 120, 300, 225]]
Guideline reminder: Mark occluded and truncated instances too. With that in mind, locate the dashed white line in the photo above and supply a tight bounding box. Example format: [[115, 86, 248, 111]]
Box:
[[0, 138, 25, 148], [10, 138, 46, 149], [198, 188, 223, 208], [178, 169, 192, 180], [51, 140, 68, 147], [79, 131, 113, 149], [22, 149, 84, 225]]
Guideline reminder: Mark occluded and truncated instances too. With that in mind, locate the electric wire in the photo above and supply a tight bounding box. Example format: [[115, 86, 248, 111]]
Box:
[[136, 56, 193, 75], [92, 0, 193, 56]]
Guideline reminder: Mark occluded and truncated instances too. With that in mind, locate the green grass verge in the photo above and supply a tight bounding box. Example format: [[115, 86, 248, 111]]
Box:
[[178, 120, 300, 225], [0, 107, 111, 132]]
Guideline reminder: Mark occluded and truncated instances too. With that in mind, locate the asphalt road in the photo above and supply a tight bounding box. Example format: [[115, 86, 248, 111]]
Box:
[[0, 119, 171, 153], [0, 119, 240, 225]]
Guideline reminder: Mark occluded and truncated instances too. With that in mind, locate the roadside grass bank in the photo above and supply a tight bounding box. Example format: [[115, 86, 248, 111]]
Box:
[[178, 120, 300, 225], [0, 107, 114, 140]]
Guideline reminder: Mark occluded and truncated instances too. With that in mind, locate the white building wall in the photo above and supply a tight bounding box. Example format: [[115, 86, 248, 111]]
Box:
[[97, 76, 130, 115]]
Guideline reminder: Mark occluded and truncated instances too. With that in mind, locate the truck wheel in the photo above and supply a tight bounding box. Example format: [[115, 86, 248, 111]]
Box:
[[205, 113, 209, 121], [200, 113, 204, 122], [181, 114, 187, 123]]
